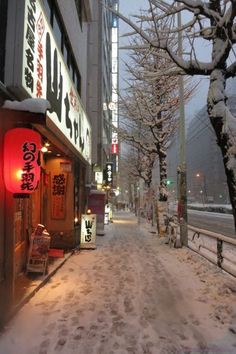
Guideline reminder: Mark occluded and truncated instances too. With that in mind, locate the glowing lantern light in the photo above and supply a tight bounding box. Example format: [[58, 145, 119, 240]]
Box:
[[4, 128, 41, 194]]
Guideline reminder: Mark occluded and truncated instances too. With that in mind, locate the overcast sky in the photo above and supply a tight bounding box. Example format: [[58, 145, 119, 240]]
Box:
[[117, 0, 209, 123], [118, 0, 148, 89]]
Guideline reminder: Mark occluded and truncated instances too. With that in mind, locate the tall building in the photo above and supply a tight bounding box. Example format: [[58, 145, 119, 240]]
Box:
[[0, 0, 116, 326], [166, 103, 232, 204], [110, 0, 119, 181], [87, 0, 119, 190], [186, 106, 230, 204]]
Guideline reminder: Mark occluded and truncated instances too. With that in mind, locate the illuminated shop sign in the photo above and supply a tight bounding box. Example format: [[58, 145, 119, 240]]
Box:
[[14, 0, 91, 163], [95, 171, 103, 185], [111, 1, 119, 162], [4, 128, 41, 194], [80, 214, 96, 249], [104, 162, 113, 185], [112, 143, 119, 154]]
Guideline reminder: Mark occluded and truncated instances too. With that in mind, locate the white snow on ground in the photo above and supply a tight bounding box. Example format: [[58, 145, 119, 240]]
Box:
[[1, 212, 236, 354]]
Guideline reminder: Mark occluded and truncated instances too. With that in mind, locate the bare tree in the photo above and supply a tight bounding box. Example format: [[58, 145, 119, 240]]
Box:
[[111, 0, 236, 230], [119, 54, 175, 196], [118, 35, 193, 201], [116, 35, 194, 233], [119, 147, 156, 223]]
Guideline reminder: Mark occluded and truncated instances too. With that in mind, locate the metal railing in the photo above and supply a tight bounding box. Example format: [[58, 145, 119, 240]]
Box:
[[187, 225, 236, 277]]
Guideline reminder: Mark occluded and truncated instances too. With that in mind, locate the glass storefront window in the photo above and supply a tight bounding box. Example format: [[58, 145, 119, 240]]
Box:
[[44, 0, 52, 24], [43, 0, 82, 97]]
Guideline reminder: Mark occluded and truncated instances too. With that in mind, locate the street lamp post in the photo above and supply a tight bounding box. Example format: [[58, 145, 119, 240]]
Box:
[[196, 173, 207, 204], [177, 10, 188, 247]]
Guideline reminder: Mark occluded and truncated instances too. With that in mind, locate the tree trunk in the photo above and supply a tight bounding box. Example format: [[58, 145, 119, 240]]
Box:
[[207, 69, 236, 232], [158, 149, 168, 202], [156, 201, 168, 236], [156, 148, 168, 236]]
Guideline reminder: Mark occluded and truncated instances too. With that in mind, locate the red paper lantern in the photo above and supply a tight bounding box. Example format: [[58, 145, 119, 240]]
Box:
[[4, 128, 41, 194]]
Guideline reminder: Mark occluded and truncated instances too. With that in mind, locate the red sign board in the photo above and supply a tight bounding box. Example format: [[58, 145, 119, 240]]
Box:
[[112, 143, 119, 154], [51, 173, 67, 219]]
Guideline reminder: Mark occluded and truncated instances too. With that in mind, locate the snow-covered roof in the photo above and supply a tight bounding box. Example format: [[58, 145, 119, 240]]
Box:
[[2, 98, 51, 114]]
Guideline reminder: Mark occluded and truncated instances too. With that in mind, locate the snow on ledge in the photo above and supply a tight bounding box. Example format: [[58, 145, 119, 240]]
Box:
[[3, 98, 51, 114]]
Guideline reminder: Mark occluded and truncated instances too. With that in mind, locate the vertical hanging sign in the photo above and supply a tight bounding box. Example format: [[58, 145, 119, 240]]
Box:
[[51, 173, 67, 219], [4, 128, 41, 195], [104, 162, 113, 186]]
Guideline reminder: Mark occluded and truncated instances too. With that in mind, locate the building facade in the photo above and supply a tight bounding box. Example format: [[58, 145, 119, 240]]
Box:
[[0, 0, 115, 326], [87, 0, 119, 190]]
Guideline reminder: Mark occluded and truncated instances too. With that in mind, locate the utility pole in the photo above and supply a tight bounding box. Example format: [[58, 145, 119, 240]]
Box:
[[177, 10, 188, 246]]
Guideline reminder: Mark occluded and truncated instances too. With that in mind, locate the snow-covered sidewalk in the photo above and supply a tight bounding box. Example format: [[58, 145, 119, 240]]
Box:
[[1, 211, 236, 354]]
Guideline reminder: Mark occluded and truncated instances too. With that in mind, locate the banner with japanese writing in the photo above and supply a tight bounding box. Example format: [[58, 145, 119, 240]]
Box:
[[80, 214, 96, 249], [6, 0, 92, 163], [51, 173, 67, 219]]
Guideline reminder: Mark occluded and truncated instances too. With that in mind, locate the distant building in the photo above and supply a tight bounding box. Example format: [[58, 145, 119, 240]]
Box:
[[166, 96, 236, 204], [87, 0, 119, 189], [186, 105, 229, 204]]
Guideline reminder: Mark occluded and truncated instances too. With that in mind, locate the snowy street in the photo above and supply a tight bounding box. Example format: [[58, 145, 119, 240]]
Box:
[[1, 212, 236, 354], [187, 209, 235, 238]]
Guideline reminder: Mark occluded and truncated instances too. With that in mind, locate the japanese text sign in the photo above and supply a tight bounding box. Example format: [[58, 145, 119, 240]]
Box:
[[16, 0, 92, 162], [51, 173, 67, 219], [4, 128, 41, 194], [104, 162, 113, 186], [80, 214, 96, 249]]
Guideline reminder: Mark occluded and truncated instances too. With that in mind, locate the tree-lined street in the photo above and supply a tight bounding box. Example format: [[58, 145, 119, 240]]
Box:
[[1, 212, 236, 354], [115, 0, 236, 234], [2, 1, 236, 350]]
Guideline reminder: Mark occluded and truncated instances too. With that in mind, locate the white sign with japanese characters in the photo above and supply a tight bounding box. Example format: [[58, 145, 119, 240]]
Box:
[[19, 0, 92, 163], [80, 214, 96, 249]]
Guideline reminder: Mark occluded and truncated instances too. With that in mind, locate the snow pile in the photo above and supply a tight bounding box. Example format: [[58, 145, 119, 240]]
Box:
[[188, 202, 232, 214], [176, 250, 236, 327]]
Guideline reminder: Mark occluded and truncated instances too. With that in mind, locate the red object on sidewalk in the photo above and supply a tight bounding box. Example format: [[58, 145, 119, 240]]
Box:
[[88, 192, 105, 225], [48, 249, 64, 258]]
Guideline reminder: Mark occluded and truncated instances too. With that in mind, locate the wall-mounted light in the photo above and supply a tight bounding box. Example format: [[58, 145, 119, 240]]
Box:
[[41, 146, 48, 153]]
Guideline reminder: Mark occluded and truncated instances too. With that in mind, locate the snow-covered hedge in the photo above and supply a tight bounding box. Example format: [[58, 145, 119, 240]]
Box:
[[188, 203, 232, 214]]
